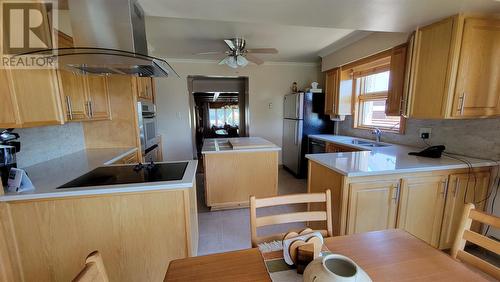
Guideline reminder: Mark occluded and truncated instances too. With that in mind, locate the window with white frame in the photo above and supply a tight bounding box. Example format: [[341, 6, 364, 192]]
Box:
[[209, 106, 239, 127]]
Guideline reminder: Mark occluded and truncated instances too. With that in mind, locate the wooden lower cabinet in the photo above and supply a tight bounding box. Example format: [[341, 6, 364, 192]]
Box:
[[112, 151, 139, 164], [307, 160, 493, 249], [347, 180, 399, 234], [439, 172, 490, 249], [397, 175, 448, 248], [203, 151, 278, 210], [326, 142, 361, 153], [0, 187, 198, 282]]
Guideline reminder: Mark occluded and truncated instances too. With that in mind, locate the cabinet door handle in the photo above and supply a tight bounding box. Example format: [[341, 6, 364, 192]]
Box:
[[457, 93, 466, 115], [89, 101, 94, 117], [66, 96, 73, 120], [392, 183, 400, 202], [453, 179, 460, 198], [441, 179, 448, 197]]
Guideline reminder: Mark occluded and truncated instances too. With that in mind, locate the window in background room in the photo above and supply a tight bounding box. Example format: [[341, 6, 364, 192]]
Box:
[[352, 58, 404, 133], [209, 106, 239, 127]]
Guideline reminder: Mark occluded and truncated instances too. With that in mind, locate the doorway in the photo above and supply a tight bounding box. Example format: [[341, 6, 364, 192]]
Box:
[[188, 76, 249, 158]]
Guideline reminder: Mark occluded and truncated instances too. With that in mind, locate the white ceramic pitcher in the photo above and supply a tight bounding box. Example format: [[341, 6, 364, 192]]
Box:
[[303, 254, 372, 282]]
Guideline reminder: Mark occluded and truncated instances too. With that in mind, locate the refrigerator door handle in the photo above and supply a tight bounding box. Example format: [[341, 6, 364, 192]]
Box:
[[294, 122, 298, 145], [295, 95, 300, 119]]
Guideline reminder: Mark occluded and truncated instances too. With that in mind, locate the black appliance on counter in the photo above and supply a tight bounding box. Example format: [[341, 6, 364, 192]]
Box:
[[282, 92, 334, 178], [57, 162, 188, 189], [0, 129, 20, 186]]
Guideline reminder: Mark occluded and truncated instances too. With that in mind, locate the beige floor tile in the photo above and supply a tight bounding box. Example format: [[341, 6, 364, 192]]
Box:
[[196, 168, 307, 255]]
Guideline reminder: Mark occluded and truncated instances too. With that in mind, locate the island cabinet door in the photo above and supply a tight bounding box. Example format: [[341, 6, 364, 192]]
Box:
[[346, 179, 400, 235], [397, 175, 448, 248], [439, 172, 490, 249]]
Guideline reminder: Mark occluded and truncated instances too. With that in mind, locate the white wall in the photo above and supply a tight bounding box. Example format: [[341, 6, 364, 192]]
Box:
[[321, 32, 409, 71], [153, 60, 322, 162]]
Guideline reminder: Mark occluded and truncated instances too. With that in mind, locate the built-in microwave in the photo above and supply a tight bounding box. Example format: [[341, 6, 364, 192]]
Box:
[[137, 101, 158, 152]]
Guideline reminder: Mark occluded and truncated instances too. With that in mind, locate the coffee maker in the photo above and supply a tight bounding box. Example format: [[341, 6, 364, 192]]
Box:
[[0, 129, 20, 186]]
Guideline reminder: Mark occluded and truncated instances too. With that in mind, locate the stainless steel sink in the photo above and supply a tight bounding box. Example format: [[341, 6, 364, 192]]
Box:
[[351, 139, 391, 147]]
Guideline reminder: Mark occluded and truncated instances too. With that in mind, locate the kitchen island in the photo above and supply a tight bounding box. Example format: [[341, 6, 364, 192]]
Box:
[[306, 135, 497, 249], [202, 137, 280, 210], [0, 149, 198, 282]]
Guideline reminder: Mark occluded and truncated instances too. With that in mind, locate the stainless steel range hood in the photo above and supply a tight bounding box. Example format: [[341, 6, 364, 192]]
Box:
[[58, 0, 177, 77]]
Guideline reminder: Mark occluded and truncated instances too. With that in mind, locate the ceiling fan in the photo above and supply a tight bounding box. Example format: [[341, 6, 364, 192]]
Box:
[[194, 38, 278, 68]]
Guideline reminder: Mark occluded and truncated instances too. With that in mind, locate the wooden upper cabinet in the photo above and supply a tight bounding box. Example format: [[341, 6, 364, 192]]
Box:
[[409, 17, 455, 119], [58, 70, 88, 120], [324, 68, 340, 116], [452, 18, 500, 117], [347, 180, 400, 234], [0, 69, 20, 128], [137, 77, 154, 101], [9, 70, 64, 127], [439, 172, 490, 249], [397, 175, 448, 248], [408, 14, 500, 119], [85, 75, 111, 120], [385, 43, 408, 116]]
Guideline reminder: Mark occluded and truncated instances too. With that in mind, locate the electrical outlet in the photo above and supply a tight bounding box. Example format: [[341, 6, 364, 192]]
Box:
[[419, 128, 432, 139], [268, 103, 273, 109]]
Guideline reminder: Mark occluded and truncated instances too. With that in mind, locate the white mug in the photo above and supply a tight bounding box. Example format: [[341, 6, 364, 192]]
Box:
[[303, 254, 372, 282]]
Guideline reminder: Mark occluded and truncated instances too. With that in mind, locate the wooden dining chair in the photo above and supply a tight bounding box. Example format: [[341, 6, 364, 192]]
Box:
[[451, 203, 500, 280], [72, 251, 109, 282], [249, 190, 332, 248]]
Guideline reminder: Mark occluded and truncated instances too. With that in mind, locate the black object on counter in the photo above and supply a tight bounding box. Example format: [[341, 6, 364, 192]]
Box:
[[57, 162, 188, 189], [408, 145, 446, 158]]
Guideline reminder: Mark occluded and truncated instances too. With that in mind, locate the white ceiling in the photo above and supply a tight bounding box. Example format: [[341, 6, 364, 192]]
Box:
[[140, 0, 500, 63], [145, 17, 354, 62]]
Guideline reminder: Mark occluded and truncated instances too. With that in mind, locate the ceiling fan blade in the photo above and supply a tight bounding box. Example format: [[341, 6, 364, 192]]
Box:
[[218, 57, 228, 65], [245, 48, 278, 54], [224, 39, 236, 50], [245, 54, 264, 65], [194, 51, 225, 55]]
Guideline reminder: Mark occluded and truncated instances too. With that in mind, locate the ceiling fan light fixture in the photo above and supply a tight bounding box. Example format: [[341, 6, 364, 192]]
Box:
[[236, 55, 248, 67], [225, 56, 238, 68]]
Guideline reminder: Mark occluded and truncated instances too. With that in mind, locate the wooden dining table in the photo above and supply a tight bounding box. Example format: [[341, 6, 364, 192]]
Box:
[[164, 229, 488, 281]]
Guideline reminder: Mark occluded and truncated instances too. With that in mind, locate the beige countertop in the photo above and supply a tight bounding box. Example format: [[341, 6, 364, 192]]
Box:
[[0, 148, 197, 202], [202, 137, 281, 154], [307, 135, 498, 177]]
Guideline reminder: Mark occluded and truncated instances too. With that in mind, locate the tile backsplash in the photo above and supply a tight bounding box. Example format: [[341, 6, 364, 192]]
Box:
[[338, 116, 500, 161], [14, 123, 86, 168]]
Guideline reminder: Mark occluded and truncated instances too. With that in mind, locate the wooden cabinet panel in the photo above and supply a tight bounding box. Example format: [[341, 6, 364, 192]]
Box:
[[439, 172, 490, 249], [325, 142, 361, 153], [324, 68, 340, 116], [58, 70, 88, 120], [1, 189, 197, 281], [409, 17, 455, 119], [86, 75, 111, 120], [452, 18, 500, 118], [347, 180, 400, 234], [386, 43, 408, 116], [10, 69, 64, 127], [397, 175, 448, 247], [0, 69, 20, 127], [137, 77, 153, 101]]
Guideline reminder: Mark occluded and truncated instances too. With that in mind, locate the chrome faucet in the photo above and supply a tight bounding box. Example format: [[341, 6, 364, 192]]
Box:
[[372, 128, 382, 143]]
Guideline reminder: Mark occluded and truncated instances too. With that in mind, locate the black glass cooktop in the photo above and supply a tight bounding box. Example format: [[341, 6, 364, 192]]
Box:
[[57, 162, 188, 189]]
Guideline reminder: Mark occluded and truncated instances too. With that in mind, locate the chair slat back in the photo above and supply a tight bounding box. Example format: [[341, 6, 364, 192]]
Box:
[[451, 203, 500, 280], [72, 251, 109, 282], [250, 190, 332, 247]]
